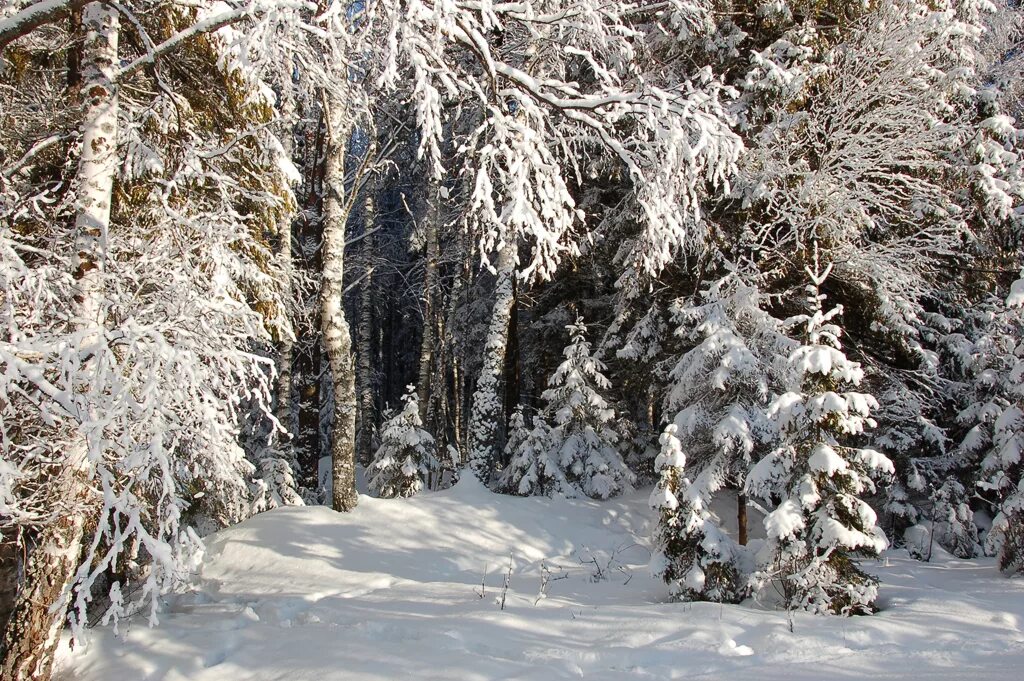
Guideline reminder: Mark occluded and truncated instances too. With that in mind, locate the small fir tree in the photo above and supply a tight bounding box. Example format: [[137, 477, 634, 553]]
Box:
[[967, 281, 1024, 573], [368, 387, 439, 499], [621, 419, 660, 486], [498, 417, 571, 497], [748, 251, 894, 615], [502, 406, 531, 473], [665, 271, 794, 544], [542, 318, 635, 499], [651, 425, 747, 603]]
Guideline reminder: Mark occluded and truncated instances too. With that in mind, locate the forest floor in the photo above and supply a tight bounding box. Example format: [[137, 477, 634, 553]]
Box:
[[59, 477, 1024, 680]]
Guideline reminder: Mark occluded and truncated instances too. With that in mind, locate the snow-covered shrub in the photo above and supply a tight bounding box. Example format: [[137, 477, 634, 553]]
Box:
[[651, 425, 747, 603], [748, 254, 894, 615], [368, 388, 439, 498], [999, 493, 1024, 574]]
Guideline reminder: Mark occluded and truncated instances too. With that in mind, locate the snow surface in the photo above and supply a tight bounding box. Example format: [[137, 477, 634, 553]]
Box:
[[60, 478, 1024, 680]]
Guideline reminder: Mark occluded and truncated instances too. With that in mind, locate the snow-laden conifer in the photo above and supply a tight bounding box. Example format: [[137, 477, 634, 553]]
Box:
[[959, 283, 1024, 573], [541, 318, 634, 499], [651, 425, 747, 603], [502, 406, 531, 476], [498, 414, 569, 498], [368, 388, 439, 499], [748, 251, 894, 615], [665, 271, 794, 543]]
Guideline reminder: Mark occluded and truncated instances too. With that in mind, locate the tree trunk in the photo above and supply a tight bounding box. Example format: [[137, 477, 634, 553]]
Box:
[[0, 482, 89, 680], [275, 53, 297, 452], [467, 243, 517, 483], [0, 534, 20, 642], [738, 492, 748, 546], [503, 275, 520, 424], [293, 108, 326, 492], [445, 229, 468, 461], [417, 181, 440, 422], [320, 93, 357, 512], [1, 4, 118, 678], [356, 189, 376, 465]]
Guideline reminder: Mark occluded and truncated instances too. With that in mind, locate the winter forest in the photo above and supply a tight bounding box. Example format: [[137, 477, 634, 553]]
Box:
[[2, 0, 1024, 679]]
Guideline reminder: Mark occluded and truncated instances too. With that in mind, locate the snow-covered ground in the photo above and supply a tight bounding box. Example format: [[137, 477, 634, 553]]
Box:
[[60, 479, 1024, 680]]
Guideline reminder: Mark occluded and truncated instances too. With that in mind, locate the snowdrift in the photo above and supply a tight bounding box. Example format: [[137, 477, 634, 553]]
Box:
[[62, 479, 1024, 680]]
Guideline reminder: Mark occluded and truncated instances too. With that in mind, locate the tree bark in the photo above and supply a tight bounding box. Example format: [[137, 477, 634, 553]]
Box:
[[417, 181, 440, 423], [503, 274, 520, 427], [1, 4, 118, 678], [467, 243, 517, 483], [320, 93, 358, 512], [293, 108, 327, 491], [738, 492, 748, 546], [275, 53, 297, 456], [0, 534, 20, 642], [356, 189, 376, 466]]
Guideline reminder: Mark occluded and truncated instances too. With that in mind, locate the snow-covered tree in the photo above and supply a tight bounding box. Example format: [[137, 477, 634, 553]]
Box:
[[541, 318, 633, 499], [736, 0, 1024, 346], [498, 414, 569, 498], [379, 1, 745, 474], [748, 253, 894, 615], [619, 419, 660, 486], [651, 425, 747, 603], [502, 406, 531, 474], [0, 2, 320, 675], [664, 270, 794, 544], [368, 388, 439, 499], [467, 245, 518, 482], [959, 285, 1024, 572]]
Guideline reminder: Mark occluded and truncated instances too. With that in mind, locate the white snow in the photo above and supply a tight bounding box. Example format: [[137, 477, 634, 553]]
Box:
[[60, 480, 1024, 681]]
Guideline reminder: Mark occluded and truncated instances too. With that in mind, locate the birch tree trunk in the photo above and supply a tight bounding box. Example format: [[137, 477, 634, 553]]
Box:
[[320, 93, 358, 512], [0, 4, 118, 678], [467, 243, 516, 483]]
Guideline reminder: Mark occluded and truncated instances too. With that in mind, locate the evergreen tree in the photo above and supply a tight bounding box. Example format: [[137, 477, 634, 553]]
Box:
[[651, 425, 747, 603], [497, 415, 569, 498], [368, 388, 439, 499], [665, 271, 793, 544], [620, 419, 660, 486], [963, 285, 1024, 572], [502, 406, 531, 475], [542, 318, 634, 499], [748, 252, 894, 615]]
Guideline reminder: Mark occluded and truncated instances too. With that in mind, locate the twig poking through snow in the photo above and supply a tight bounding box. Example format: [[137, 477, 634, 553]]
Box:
[[499, 553, 513, 611], [535, 559, 569, 605], [474, 564, 488, 600]]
